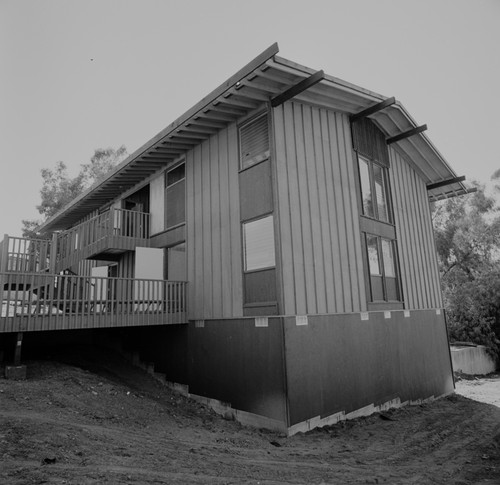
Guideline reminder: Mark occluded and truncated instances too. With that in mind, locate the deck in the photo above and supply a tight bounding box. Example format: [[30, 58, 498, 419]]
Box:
[[0, 271, 187, 333]]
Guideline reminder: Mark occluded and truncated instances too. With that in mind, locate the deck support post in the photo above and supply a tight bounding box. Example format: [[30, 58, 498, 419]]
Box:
[[13, 332, 23, 366], [5, 332, 27, 380]]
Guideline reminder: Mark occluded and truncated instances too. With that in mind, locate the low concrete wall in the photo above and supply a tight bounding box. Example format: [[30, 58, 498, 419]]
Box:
[[450, 345, 496, 375]]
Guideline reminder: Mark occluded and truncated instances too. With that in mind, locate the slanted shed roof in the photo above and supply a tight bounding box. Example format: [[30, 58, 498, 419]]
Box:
[[39, 42, 467, 232]]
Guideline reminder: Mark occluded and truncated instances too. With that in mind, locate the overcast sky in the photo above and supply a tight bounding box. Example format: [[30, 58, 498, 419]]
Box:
[[1, 0, 499, 236]]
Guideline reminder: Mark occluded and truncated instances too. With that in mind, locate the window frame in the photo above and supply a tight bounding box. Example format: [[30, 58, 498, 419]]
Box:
[[362, 233, 401, 304], [242, 214, 276, 273], [357, 154, 393, 224], [164, 160, 186, 230], [238, 112, 270, 171]]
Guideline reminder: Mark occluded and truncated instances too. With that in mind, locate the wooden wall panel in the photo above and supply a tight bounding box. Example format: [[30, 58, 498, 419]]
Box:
[[284, 310, 454, 426], [186, 125, 243, 320], [118, 251, 135, 279], [389, 149, 442, 309], [187, 318, 288, 424], [273, 102, 366, 315], [149, 173, 165, 236]]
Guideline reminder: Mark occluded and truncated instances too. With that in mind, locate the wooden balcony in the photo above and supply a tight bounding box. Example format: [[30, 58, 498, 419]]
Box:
[[56, 208, 150, 271], [0, 271, 187, 333], [0, 235, 52, 275]]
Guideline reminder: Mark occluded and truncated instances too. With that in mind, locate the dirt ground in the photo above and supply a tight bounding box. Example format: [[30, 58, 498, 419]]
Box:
[[1, 348, 499, 485]]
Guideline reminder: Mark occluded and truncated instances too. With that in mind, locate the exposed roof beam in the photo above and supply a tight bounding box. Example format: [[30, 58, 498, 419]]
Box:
[[139, 154, 173, 160], [386, 124, 427, 145], [194, 111, 235, 122], [271, 70, 325, 108], [350, 97, 396, 122], [239, 78, 283, 94], [215, 94, 259, 110], [429, 186, 476, 201], [170, 133, 206, 141], [158, 142, 194, 150], [427, 176, 466, 191], [186, 119, 226, 129], [180, 125, 219, 135], [231, 87, 270, 103]]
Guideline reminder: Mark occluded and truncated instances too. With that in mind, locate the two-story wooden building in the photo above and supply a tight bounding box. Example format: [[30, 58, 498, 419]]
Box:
[[1, 43, 468, 434]]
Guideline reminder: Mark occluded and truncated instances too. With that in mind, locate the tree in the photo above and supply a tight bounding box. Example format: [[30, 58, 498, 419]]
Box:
[[81, 145, 128, 190], [22, 146, 127, 237], [432, 177, 500, 362]]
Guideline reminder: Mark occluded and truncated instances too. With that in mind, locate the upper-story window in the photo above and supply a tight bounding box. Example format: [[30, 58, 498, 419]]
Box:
[[164, 162, 185, 229], [358, 155, 391, 223], [239, 113, 269, 170]]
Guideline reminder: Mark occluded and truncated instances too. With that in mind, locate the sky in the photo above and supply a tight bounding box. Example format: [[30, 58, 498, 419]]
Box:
[[1, 0, 499, 236]]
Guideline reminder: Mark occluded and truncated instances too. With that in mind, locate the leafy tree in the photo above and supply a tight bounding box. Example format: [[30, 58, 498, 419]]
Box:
[[432, 177, 500, 362], [22, 146, 127, 237], [81, 145, 128, 189]]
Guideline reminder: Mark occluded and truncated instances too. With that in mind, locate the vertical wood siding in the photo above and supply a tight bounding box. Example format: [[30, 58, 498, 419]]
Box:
[[273, 102, 367, 315], [389, 149, 442, 309], [186, 125, 243, 320], [149, 174, 165, 235]]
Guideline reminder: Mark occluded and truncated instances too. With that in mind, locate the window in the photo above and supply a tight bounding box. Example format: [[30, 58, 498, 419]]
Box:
[[243, 215, 275, 272], [356, 154, 402, 305], [358, 155, 391, 223], [364, 234, 400, 302], [353, 119, 402, 306], [164, 162, 185, 229], [239, 113, 269, 170]]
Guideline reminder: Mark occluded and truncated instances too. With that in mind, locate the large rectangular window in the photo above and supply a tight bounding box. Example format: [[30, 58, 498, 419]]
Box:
[[358, 155, 391, 223], [243, 215, 275, 272], [164, 162, 185, 229]]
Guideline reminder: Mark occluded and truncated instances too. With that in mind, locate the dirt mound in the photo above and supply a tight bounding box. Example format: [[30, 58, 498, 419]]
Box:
[[1, 347, 499, 484]]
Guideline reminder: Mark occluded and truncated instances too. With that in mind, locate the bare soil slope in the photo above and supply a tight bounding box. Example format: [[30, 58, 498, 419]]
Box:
[[1, 348, 499, 484]]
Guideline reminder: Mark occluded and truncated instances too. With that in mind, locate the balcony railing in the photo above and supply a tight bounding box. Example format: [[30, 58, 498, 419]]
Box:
[[0, 272, 187, 332], [0, 236, 52, 274], [56, 208, 150, 271]]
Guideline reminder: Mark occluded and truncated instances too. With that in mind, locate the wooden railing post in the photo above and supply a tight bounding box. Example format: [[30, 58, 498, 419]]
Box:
[[49, 232, 58, 273], [109, 208, 114, 237], [0, 234, 9, 273]]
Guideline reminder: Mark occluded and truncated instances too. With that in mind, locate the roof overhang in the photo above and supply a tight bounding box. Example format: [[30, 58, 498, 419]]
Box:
[[39, 42, 468, 232]]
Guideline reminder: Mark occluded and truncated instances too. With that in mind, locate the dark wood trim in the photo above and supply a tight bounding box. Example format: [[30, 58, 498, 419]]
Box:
[[386, 125, 427, 145], [360, 217, 396, 239], [367, 302, 404, 311], [149, 224, 186, 248], [350, 97, 396, 122], [242, 302, 278, 316], [427, 176, 466, 191], [270, 70, 325, 108]]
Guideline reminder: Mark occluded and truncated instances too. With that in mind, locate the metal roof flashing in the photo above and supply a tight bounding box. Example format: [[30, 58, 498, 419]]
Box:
[[38, 43, 466, 232]]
